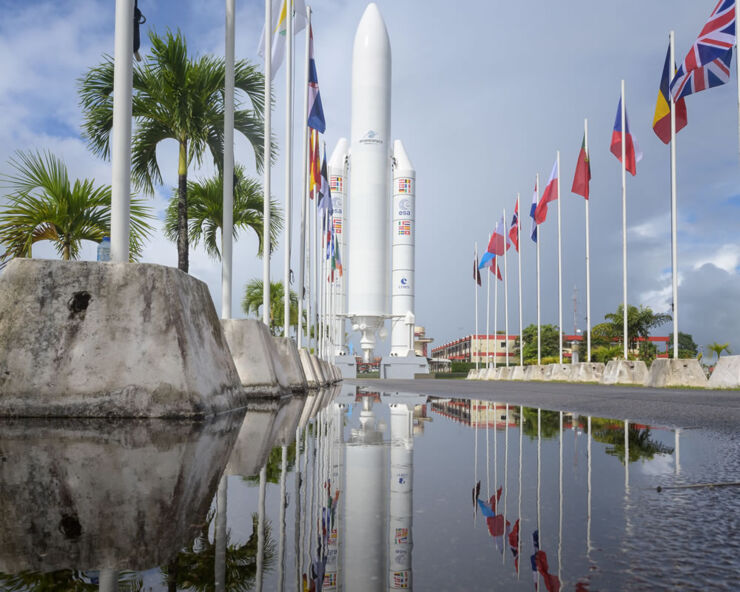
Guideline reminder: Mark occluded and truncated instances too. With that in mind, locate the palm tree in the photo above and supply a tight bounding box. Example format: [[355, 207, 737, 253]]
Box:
[[79, 29, 270, 272], [604, 304, 671, 352], [242, 279, 299, 336], [0, 151, 153, 268], [707, 342, 731, 364], [163, 165, 282, 259]]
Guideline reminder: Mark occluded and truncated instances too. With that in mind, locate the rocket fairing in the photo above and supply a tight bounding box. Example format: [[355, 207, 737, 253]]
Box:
[[347, 3, 392, 362]]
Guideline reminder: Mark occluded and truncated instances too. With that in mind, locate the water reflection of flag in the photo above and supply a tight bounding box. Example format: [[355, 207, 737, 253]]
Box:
[[508, 518, 520, 572], [530, 530, 561, 592]]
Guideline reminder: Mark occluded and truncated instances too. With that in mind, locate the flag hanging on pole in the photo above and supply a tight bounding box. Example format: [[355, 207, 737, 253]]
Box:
[[310, 129, 321, 199], [654, 44, 689, 144], [529, 179, 538, 243], [571, 134, 592, 199], [258, 0, 308, 79], [474, 254, 482, 286], [307, 25, 326, 133], [479, 252, 502, 280], [535, 160, 559, 224], [487, 215, 507, 256], [318, 146, 333, 215], [669, 0, 736, 101], [610, 98, 643, 176], [508, 201, 520, 252]]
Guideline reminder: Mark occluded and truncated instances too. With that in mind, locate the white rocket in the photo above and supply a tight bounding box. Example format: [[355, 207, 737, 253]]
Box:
[[340, 3, 417, 362]]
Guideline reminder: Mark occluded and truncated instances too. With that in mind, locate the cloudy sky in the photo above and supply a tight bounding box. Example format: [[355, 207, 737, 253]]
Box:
[[1, 0, 738, 356]]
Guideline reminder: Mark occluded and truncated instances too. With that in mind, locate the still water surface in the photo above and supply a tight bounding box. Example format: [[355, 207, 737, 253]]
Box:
[[0, 385, 738, 591]]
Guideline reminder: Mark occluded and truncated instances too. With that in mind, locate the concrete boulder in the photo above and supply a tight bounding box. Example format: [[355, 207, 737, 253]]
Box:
[[547, 364, 573, 381], [0, 259, 244, 418], [571, 362, 605, 383], [645, 358, 708, 388], [601, 359, 648, 385], [272, 337, 308, 392], [708, 355, 740, 388], [221, 319, 289, 395]]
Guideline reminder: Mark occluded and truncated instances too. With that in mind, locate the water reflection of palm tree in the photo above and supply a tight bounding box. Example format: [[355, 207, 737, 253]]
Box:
[[521, 408, 560, 439], [0, 570, 142, 591], [164, 511, 275, 592], [592, 424, 673, 464]]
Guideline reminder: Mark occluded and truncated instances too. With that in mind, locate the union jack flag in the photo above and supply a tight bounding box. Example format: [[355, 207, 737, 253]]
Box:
[[670, 0, 736, 101]]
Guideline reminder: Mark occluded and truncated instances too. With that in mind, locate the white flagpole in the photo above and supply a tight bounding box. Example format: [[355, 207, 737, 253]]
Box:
[[262, 0, 272, 327], [584, 119, 592, 362], [503, 208, 510, 367], [486, 234, 491, 369], [475, 242, 479, 370], [536, 174, 541, 366], [298, 6, 311, 348], [283, 0, 294, 338], [494, 252, 499, 369], [517, 193, 523, 367], [222, 0, 235, 319], [556, 150, 563, 364], [558, 411, 563, 581], [587, 416, 592, 558], [670, 31, 679, 360], [621, 80, 628, 360]]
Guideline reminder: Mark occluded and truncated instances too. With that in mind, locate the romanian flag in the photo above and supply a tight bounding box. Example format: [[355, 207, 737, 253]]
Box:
[[653, 44, 688, 144], [610, 97, 642, 176], [571, 134, 591, 199], [310, 129, 321, 199]]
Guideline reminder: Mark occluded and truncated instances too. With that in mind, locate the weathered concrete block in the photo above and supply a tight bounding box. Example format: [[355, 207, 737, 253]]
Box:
[[601, 359, 648, 385], [708, 355, 740, 388], [547, 363, 573, 381], [483, 366, 498, 380], [0, 412, 243, 572], [272, 337, 308, 391], [646, 358, 708, 388], [466, 369, 476, 380], [499, 366, 514, 380], [309, 354, 326, 386], [571, 362, 605, 383], [510, 366, 526, 380], [0, 259, 244, 418], [524, 365, 548, 381], [221, 319, 289, 395], [300, 349, 320, 388], [226, 401, 281, 478]]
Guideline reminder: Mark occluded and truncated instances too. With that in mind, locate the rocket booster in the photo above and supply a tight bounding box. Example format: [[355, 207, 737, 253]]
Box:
[[347, 3, 392, 361]]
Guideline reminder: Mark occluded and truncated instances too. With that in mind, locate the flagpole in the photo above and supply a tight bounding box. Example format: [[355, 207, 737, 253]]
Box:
[[486, 234, 491, 370], [556, 150, 563, 364], [670, 31, 679, 360], [536, 174, 541, 366], [584, 119, 592, 362], [475, 242, 479, 371], [621, 80, 628, 360], [504, 208, 510, 367], [283, 0, 294, 338], [222, 0, 235, 320], [587, 416, 592, 558], [558, 411, 563, 582], [494, 253, 499, 369], [517, 193, 523, 367], [262, 0, 272, 327], [518, 404, 523, 579], [298, 6, 312, 348]]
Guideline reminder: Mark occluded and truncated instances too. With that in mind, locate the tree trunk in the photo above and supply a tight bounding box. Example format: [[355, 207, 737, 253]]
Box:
[[178, 139, 189, 272]]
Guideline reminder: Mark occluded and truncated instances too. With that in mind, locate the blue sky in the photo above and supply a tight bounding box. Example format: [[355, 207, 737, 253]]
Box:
[[1, 0, 739, 355]]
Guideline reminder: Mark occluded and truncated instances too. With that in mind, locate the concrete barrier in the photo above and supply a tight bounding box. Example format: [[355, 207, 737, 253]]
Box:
[[523, 365, 548, 381], [272, 337, 308, 392], [601, 359, 648, 385], [0, 259, 245, 418], [571, 362, 605, 383], [221, 319, 289, 395], [310, 354, 328, 386], [299, 349, 320, 388], [510, 366, 526, 380], [645, 358, 708, 388], [547, 364, 573, 381], [708, 355, 740, 388], [499, 366, 514, 380]]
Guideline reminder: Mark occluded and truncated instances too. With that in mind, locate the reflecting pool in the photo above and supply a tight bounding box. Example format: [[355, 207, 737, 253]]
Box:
[[0, 385, 738, 591]]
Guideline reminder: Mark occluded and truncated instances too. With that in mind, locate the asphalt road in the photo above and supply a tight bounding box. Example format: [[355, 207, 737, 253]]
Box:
[[347, 378, 740, 431]]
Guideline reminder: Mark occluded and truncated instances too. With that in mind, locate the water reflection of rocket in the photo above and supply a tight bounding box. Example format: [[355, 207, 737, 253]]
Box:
[[388, 403, 414, 590]]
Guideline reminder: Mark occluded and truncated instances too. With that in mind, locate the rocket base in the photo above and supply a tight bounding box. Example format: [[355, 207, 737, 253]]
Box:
[[380, 353, 429, 379]]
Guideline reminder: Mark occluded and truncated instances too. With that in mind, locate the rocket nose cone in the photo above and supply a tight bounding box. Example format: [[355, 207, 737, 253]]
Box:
[[354, 2, 390, 53]]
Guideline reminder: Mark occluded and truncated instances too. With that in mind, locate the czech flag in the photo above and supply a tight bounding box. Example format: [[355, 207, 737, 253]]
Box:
[[535, 159, 558, 224], [610, 97, 642, 176]]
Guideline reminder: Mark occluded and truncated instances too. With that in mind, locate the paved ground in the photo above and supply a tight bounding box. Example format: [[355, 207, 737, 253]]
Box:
[[347, 378, 740, 431]]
